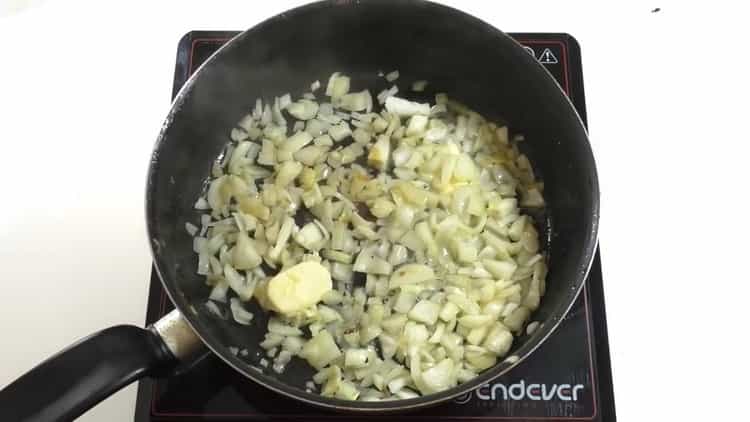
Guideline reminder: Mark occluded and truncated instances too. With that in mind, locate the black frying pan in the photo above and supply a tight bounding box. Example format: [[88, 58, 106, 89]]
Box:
[[0, 0, 599, 420]]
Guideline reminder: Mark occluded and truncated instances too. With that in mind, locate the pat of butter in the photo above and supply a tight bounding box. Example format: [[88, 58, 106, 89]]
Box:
[[266, 261, 332, 315]]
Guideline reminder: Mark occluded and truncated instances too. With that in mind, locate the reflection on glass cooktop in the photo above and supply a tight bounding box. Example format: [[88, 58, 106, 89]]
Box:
[[135, 31, 615, 422]]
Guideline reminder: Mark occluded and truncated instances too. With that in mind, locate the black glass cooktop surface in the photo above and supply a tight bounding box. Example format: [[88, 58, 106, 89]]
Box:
[[135, 31, 615, 422]]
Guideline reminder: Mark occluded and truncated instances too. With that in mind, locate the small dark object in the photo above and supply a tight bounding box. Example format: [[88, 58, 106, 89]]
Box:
[[652, 7, 661, 12], [0, 0, 599, 420]]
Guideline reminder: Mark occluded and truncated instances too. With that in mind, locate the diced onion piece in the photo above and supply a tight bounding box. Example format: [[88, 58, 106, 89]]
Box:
[[232, 231, 262, 270], [224, 264, 256, 301], [526, 321, 540, 335], [268, 217, 295, 262], [317, 304, 343, 323], [415, 221, 438, 258], [387, 244, 408, 267], [389, 264, 435, 289], [465, 346, 497, 371], [328, 122, 352, 142], [313, 133, 334, 147], [406, 115, 429, 136], [301, 330, 342, 370], [326, 72, 351, 99], [503, 306, 531, 333], [336, 379, 360, 400], [385, 96, 430, 117], [267, 318, 303, 337], [458, 314, 493, 329], [294, 222, 325, 251], [370, 197, 395, 219], [377, 85, 399, 105], [208, 280, 229, 302], [306, 119, 331, 137], [367, 134, 391, 171], [275, 161, 303, 188], [393, 290, 418, 314], [322, 249, 353, 264], [404, 322, 429, 347], [272, 97, 286, 126], [294, 145, 327, 167], [229, 297, 254, 325], [330, 262, 353, 282], [287, 99, 319, 120], [392, 145, 413, 168], [339, 90, 372, 112], [438, 301, 459, 322], [344, 348, 370, 368], [323, 366, 343, 397], [521, 186, 545, 207], [418, 358, 456, 394], [447, 293, 480, 315], [278, 131, 314, 161], [508, 216, 526, 241], [482, 259, 518, 280], [257, 139, 276, 166], [387, 376, 409, 393], [353, 247, 393, 275], [194, 197, 210, 210], [484, 323, 513, 356], [408, 300, 441, 325], [238, 196, 270, 220], [185, 222, 198, 236]]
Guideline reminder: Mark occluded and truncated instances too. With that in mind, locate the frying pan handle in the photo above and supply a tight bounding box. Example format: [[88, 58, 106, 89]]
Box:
[[0, 310, 203, 422]]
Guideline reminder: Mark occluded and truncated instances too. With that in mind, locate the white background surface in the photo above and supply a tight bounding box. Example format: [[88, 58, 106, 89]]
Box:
[[1, 0, 748, 420]]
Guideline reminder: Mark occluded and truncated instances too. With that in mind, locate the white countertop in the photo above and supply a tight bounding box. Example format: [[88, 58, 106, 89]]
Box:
[[1, 1, 747, 420]]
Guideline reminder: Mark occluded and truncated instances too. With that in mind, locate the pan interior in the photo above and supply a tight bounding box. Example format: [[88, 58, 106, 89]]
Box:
[[146, 0, 598, 411]]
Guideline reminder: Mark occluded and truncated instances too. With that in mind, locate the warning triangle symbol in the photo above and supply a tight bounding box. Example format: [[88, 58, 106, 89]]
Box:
[[538, 48, 558, 64]]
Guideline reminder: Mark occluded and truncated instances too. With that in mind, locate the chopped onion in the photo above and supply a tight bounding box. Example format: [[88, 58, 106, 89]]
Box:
[[328, 122, 352, 142], [288, 99, 319, 121], [301, 330, 342, 370], [232, 231, 262, 270], [205, 301, 225, 319], [353, 247, 393, 275], [230, 297, 254, 325], [208, 280, 229, 302], [189, 70, 547, 402], [419, 358, 456, 394], [406, 115, 428, 136], [326, 72, 350, 99], [389, 264, 435, 289], [294, 222, 326, 251], [377, 85, 399, 105], [257, 139, 276, 166], [385, 96, 430, 116], [224, 264, 257, 301], [339, 90, 373, 112], [367, 134, 391, 171], [275, 161, 302, 188], [408, 300, 440, 325], [185, 222, 198, 236], [194, 197, 210, 210]]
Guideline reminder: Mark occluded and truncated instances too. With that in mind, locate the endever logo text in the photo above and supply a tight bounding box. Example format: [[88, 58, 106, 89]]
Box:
[[454, 380, 585, 404]]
